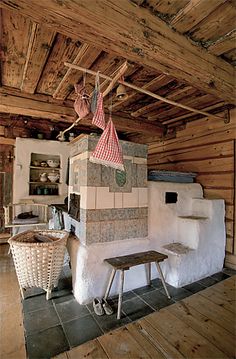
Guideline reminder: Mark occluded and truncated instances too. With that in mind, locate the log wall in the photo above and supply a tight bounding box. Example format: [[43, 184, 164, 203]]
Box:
[[147, 108, 236, 269]]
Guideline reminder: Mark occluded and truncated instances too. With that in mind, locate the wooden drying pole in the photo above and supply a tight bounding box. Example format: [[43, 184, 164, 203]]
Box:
[[64, 61, 225, 121], [57, 62, 129, 138]]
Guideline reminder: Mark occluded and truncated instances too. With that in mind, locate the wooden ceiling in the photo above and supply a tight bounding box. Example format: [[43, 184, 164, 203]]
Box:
[[0, 0, 235, 139]]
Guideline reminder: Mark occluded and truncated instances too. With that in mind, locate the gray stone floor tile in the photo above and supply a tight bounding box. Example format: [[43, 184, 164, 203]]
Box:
[[122, 297, 154, 321], [26, 325, 69, 359], [196, 276, 218, 287], [63, 314, 103, 347], [211, 271, 230, 281], [183, 282, 205, 294], [24, 306, 60, 334], [159, 286, 192, 300], [92, 312, 131, 333], [140, 289, 175, 310], [55, 298, 90, 322], [23, 294, 53, 313], [133, 284, 156, 296]]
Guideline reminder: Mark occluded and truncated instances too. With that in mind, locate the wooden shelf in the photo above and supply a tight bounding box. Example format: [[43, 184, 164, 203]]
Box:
[[29, 181, 60, 185], [178, 215, 208, 220], [30, 166, 61, 170]]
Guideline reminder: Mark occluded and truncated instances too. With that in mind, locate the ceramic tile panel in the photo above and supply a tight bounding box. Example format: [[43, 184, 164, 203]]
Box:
[[133, 157, 147, 165], [80, 186, 96, 209], [100, 221, 115, 242], [101, 166, 112, 187], [123, 188, 139, 208], [109, 159, 132, 193], [137, 165, 147, 187], [86, 222, 101, 245], [114, 218, 148, 241], [96, 187, 114, 209], [86, 160, 102, 187], [70, 137, 89, 157], [131, 163, 137, 187], [114, 193, 123, 208], [138, 188, 148, 207]]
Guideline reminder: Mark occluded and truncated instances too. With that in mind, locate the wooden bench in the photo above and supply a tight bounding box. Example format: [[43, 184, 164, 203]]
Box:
[[104, 250, 170, 319]]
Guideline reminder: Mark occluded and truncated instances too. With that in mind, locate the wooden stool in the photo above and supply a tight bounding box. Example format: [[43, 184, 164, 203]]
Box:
[[104, 250, 170, 319]]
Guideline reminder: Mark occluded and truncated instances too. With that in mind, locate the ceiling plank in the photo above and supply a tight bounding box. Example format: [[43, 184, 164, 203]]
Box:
[[188, 1, 236, 43], [208, 30, 236, 56], [131, 85, 193, 118], [111, 74, 174, 111], [162, 102, 227, 125], [52, 44, 101, 100], [21, 23, 55, 93], [36, 34, 82, 95], [147, 0, 189, 16], [0, 88, 163, 135], [1, 0, 235, 103], [1, 9, 32, 88], [171, 0, 225, 34]]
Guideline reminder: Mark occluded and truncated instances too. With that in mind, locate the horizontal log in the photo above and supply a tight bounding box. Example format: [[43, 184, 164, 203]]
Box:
[[0, 88, 164, 135], [196, 173, 234, 189], [1, 0, 235, 103], [203, 188, 233, 205], [147, 157, 234, 173], [148, 141, 234, 164]]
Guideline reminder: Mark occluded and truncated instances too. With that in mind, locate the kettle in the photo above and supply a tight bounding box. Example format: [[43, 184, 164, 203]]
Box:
[[39, 173, 48, 182]]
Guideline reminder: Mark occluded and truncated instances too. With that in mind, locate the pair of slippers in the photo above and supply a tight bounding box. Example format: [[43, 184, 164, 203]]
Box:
[[93, 298, 113, 316]]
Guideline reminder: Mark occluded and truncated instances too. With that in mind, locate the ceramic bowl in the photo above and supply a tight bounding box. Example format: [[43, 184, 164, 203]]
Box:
[[47, 159, 59, 168]]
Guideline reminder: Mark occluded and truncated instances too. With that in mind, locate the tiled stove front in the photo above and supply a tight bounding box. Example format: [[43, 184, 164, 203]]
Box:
[[67, 135, 148, 245], [66, 135, 150, 304]]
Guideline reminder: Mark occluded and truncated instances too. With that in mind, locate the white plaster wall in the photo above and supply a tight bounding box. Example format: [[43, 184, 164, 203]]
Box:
[[13, 138, 70, 204]]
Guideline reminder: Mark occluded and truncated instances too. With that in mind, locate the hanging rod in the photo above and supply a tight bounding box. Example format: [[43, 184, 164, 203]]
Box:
[[64, 62, 225, 121]]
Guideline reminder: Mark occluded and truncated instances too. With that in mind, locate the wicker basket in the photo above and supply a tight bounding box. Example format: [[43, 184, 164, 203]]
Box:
[[8, 230, 69, 300]]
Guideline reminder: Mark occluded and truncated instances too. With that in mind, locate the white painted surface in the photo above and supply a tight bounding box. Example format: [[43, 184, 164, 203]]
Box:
[[13, 138, 70, 204], [68, 181, 226, 303]]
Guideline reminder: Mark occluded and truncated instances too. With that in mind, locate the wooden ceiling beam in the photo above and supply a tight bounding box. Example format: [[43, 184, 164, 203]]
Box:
[[0, 87, 164, 135], [1, 0, 235, 103], [21, 23, 55, 94], [52, 44, 101, 100]]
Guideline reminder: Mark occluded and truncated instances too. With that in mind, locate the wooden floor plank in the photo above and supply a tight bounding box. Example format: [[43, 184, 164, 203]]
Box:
[[98, 327, 153, 359], [67, 338, 108, 359], [168, 301, 235, 358], [133, 319, 185, 359], [182, 294, 235, 334], [62, 278, 235, 359], [199, 286, 236, 314], [145, 310, 228, 358], [127, 322, 171, 359]]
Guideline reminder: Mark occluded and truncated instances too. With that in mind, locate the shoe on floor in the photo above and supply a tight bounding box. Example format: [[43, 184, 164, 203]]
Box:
[[102, 299, 113, 315], [93, 298, 104, 316]]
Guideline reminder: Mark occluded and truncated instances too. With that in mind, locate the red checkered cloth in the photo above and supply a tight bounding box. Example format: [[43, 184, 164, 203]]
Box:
[[89, 117, 124, 171], [92, 92, 106, 130]]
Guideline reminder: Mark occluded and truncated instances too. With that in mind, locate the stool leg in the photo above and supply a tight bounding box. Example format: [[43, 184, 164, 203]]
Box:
[[46, 287, 52, 300], [155, 262, 171, 299], [147, 262, 151, 286], [104, 268, 116, 300], [20, 286, 25, 300], [117, 269, 124, 320]]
